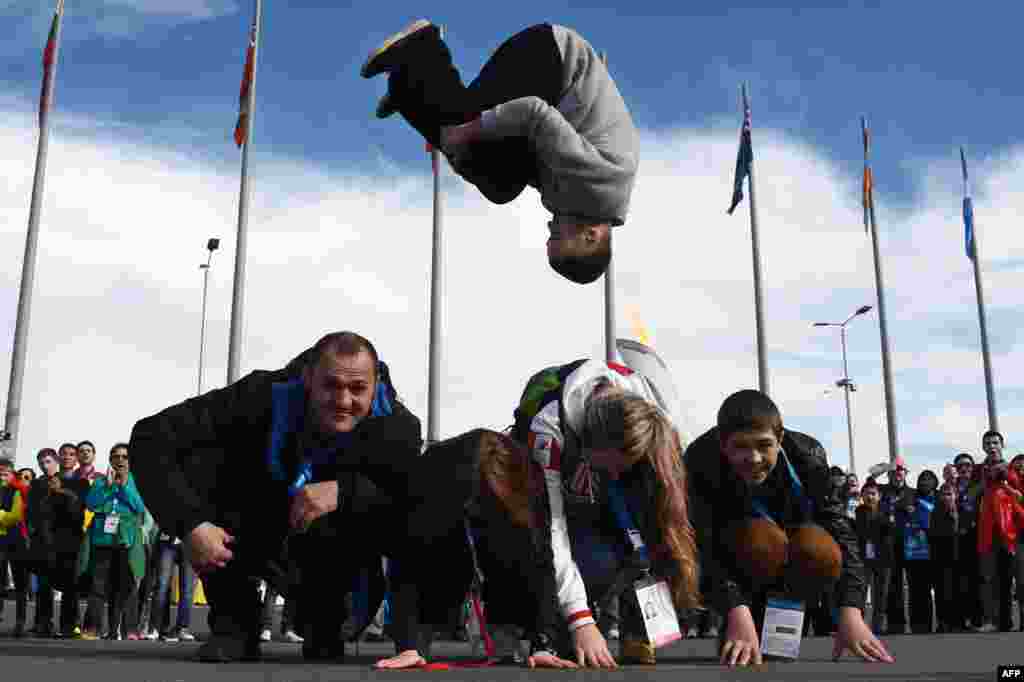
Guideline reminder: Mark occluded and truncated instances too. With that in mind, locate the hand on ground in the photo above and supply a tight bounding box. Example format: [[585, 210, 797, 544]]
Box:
[[833, 607, 895, 663], [572, 623, 617, 669], [720, 605, 762, 666], [374, 650, 426, 669]]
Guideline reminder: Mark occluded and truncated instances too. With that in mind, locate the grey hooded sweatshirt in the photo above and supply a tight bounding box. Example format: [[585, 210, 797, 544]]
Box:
[[479, 25, 640, 226]]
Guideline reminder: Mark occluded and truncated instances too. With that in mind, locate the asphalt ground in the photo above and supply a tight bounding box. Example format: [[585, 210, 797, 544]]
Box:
[[0, 600, 1015, 681]]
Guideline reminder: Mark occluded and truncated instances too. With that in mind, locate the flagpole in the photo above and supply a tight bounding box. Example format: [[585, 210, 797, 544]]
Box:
[[602, 50, 617, 365], [962, 146, 998, 432], [426, 25, 446, 447], [3, 0, 65, 460], [863, 117, 900, 464], [226, 0, 262, 385], [744, 84, 769, 395]]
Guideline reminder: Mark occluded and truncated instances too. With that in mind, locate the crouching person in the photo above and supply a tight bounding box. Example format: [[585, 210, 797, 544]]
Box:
[[314, 428, 576, 670], [511, 359, 702, 667], [685, 390, 893, 667], [130, 331, 422, 662]]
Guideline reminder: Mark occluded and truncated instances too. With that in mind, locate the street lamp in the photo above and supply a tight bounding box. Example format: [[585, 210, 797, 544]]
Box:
[[198, 238, 220, 396], [813, 305, 873, 474]]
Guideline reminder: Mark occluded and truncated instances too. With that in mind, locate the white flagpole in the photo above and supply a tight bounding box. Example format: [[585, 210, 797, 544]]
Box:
[[962, 146, 998, 432], [602, 51, 617, 364], [744, 83, 769, 395], [426, 25, 446, 447], [226, 0, 262, 385], [863, 117, 900, 464], [3, 0, 66, 460]]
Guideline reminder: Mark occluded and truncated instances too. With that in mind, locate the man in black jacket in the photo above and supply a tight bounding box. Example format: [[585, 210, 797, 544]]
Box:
[[878, 456, 914, 634], [684, 390, 892, 667], [27, 448, 89, 638], [130, 331, 422, 663]]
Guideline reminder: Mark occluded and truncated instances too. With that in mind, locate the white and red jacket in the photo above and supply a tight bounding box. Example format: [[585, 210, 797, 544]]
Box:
[[526, 359, 680, 631]]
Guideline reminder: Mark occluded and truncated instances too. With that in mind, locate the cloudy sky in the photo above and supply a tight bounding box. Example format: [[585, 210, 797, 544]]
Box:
[[0, 1, 1021, 480]]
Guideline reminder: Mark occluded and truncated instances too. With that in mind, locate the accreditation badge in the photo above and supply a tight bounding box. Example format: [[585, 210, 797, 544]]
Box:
[[760, 594, 805, 659], [103, 513, 120, 535], [634, 576, 681, 647]]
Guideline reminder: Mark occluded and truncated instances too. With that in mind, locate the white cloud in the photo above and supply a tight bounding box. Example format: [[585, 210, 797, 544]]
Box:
[[0, 107, 1021, 484]]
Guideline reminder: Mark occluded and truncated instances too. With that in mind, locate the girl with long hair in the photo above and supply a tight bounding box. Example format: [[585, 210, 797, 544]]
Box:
[[511, 359, 700, 667]]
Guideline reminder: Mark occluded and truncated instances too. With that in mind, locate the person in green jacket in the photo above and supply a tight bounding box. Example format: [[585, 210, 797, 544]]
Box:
[[81, 443, 146, 640]]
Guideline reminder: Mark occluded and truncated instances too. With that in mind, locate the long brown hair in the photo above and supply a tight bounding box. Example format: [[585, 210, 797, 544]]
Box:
[[582, 392, 702, 610], [477, 430, 542, 529]]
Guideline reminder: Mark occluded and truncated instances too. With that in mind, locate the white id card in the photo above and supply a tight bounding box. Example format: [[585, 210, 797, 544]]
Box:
[[865, 542, 877, 560], [760, 596, 805, 659], [635, 579, 682, 647], [103, 513, 120, 534]]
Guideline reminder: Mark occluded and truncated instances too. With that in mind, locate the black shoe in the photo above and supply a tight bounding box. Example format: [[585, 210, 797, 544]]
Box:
[[13, 623, 26, 639], [360, 19, 436, 78], [197, 635, 262, 663], [302, 642, 345, 662], [375, 93, 399, 119]]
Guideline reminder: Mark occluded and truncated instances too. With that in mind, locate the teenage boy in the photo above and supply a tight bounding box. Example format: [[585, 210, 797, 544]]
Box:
[[685, 390, 893, 666]]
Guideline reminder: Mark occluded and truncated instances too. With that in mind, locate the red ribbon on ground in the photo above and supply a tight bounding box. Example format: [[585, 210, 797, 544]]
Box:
[[414, 593, 499, 671]]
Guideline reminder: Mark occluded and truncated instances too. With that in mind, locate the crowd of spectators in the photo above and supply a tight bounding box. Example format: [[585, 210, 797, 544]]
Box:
[[2, 429, 1020, 648], [819, 429, 1022, 636], [0, 442, 302, 643]]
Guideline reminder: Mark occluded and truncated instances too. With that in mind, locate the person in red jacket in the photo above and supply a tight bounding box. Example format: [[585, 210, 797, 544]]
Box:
[[1007, 454, 1024, 630], [976, 462, 1024, 632]]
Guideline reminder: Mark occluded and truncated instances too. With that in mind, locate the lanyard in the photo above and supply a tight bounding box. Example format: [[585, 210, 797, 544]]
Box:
[[607, 479, 649, 562], [913, 496, 934, 529], [749, 450, 811, 523]]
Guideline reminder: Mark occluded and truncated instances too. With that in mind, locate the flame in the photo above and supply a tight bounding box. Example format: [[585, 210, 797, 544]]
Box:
[[627, 305, 650, 346]]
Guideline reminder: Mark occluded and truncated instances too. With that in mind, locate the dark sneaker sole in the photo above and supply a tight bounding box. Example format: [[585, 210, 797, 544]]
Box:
[[360, 19, 433, 78], [375, 93, 398, 119]]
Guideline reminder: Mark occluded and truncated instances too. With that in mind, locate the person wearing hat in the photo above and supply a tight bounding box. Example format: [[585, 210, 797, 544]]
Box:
[[878, 457, 913, 635], [685, 390, 893, 666]]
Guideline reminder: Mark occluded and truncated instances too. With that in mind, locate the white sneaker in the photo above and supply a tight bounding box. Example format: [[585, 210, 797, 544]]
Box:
[[177, 628, 196, 642], [142, 629, 159, 641], [260, 628, 272, 642], [974, 623, 998, 633], [282, 629, 304, 644]]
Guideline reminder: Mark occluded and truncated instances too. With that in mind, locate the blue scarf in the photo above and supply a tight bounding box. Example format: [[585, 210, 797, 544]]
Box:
[[749, 450, 812, 523], [265, 372, 394, 496]]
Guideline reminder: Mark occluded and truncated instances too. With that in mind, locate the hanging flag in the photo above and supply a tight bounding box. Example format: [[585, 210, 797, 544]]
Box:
[[862, 119, 873, 234], [425, 142, 438, 174], [961, 147, 975, 260], [39, 0, 65, 127], [233, 22, 257, 148], [727, 88, 753, 215]]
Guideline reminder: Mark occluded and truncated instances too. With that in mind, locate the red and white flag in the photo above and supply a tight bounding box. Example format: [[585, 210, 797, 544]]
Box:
[[39, 0, 65, 126], [233, 23, 257, 147]]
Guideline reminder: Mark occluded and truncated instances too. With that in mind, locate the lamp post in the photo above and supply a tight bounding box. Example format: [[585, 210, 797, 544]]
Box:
[[814, 305, 872, 474], [198, 238, 220, 396]]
